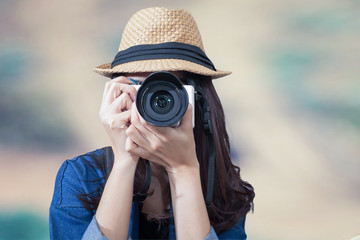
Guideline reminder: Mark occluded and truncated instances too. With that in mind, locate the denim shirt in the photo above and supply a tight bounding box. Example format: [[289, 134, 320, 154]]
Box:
[[49, 147, 247, 240]]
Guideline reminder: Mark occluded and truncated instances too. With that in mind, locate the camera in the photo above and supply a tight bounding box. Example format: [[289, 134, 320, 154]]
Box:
[[133, 71, 195, 127]]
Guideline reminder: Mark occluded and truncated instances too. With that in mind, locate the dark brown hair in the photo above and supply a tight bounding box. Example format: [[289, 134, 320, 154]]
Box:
[[77, 72, 255, 234]]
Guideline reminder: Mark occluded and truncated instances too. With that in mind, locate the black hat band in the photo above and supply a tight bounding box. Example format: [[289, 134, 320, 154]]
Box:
[[111, 42, 216, 71]]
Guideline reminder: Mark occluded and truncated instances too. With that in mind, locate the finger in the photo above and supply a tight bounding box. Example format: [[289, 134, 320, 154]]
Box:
[[125, 124, 150, 152], [125, 137, 147, 159], [133, 103, 171, 137], [104, 82, 137, 106], [102, 76, 133, 103], [179, 103, 194, 130], [125, 137, 139, 154], [105, 83, 137, 105], [130, 103, 155, 137], [107, 111, 131, 130], [110, 92, 133, 114]]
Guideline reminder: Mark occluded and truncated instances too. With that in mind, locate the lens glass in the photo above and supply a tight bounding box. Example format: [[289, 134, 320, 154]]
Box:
[[150, 90, 174, 113], [155, 95, 169, 109]]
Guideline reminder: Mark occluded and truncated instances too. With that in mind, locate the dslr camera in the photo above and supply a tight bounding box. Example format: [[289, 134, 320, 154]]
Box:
[[133, 71, 195, 127]]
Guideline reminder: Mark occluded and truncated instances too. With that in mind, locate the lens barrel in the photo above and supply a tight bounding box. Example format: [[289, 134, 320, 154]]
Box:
[[135, 71, 189, 127]]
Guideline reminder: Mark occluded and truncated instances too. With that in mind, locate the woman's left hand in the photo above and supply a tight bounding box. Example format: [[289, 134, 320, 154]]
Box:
[[125, 102, 199, 174]]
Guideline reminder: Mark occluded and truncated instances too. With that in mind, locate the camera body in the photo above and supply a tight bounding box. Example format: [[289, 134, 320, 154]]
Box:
[[133, 71, 195, 127]]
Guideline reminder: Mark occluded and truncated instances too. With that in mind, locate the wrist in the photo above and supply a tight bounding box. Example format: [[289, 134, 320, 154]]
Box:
[[167, 161, 200, 181], [167, 162, 203, 205], [113, 154, 139, 171]]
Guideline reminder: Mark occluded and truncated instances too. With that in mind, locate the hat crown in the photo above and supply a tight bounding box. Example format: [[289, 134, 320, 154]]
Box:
[[119, 7, 205, 51]]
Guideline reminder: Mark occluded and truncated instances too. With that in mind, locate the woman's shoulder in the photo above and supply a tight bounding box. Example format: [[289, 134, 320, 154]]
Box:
[[64, 146, 112, 179], [51, 146, 113, 208]]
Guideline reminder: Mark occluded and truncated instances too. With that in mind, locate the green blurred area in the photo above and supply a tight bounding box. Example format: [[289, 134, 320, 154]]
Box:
[[0, 211, 48, 240]]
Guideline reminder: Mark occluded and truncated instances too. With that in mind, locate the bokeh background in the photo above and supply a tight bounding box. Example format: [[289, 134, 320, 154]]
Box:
[[1, 0, 359, 239]]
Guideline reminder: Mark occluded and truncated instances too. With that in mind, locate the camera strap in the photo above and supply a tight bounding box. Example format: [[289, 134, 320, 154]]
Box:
[[194, 87, 215, 209], [132, 159, 151, 202]]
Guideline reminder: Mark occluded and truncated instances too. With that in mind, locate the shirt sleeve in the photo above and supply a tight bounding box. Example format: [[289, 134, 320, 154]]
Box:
[[81, 215, 109, 240], [49, 159, 109, 240], [216, 216, 247, 240], [205, 225, 219, 240]]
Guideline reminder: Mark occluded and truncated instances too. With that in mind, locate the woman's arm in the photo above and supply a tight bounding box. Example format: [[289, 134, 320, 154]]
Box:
[[168, 163, 249, 240], [95, 77, 140, 239], [95, 157, 137, 240], [168, 162, 212, 240]]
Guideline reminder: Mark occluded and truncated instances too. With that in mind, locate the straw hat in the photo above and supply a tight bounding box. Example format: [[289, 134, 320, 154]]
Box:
[[93, 7, 231, 79]]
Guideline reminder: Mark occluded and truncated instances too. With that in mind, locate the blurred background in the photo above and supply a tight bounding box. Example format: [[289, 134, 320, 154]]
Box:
[[0, 0, 359, 239]]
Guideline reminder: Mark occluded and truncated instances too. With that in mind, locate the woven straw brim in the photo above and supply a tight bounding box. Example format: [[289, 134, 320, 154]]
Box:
[[93, 59, 231, 79]]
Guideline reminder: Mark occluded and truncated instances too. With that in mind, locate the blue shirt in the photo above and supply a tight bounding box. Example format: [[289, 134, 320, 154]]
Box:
[[49, 147, 248, 239]]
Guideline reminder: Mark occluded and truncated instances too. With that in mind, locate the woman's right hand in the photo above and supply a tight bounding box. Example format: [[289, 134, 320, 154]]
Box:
[[99, 76, 139, 165]]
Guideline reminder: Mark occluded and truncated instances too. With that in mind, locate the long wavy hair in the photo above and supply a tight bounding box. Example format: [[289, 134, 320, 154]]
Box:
[[77, 72, 255, 234]]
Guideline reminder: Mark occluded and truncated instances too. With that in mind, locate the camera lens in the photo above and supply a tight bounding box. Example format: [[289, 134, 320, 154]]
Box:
[[135, 71, 189, 127]]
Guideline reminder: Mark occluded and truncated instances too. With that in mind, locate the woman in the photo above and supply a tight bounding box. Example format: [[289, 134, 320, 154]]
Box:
[[49, 7, 255, 240]]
